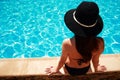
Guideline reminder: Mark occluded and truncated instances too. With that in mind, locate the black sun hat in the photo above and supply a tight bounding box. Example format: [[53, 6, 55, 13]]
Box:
[[64, 1, 103, 37]]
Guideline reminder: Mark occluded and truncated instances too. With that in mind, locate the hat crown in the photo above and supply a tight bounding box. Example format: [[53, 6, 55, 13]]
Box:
[[64, 1, 103, 37], [75, 2, 99, 25]]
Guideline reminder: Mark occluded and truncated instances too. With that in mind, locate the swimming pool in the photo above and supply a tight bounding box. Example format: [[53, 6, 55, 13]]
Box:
[[0, 0, 120, 58]]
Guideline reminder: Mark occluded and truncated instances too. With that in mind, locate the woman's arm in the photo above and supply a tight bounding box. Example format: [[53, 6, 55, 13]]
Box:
[[46, 39, 69, 75], [92, 52, 101, 72], [92, 38, 105, 72], [92, 53, 107, 72], [56, 39, 69, 71]]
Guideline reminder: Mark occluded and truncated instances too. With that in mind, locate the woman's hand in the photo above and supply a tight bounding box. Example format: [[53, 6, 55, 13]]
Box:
[[45, 66, 61, 75], [97, 64, 107, 72]]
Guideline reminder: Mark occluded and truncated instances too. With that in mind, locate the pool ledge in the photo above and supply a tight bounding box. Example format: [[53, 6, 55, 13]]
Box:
[[0, 71, 120, 80], [0, 54, 120, 76]]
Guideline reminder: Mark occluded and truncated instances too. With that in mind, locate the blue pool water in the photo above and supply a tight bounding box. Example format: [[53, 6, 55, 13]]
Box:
[[0, 0, 120, 58]]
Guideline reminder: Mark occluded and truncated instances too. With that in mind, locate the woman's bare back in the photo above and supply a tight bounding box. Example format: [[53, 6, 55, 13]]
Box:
[[63, 37, 104, 69]]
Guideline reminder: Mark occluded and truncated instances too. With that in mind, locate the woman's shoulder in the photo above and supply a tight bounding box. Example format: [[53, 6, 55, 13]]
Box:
[[96, 37, 104, 41], [93, 37, 104, 54], [62, 38, 74, 47], [62, 38, 71, 45], [96, 37, 104, 45]]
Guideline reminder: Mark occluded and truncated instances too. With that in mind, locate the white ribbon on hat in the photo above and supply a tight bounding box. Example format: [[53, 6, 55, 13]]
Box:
[[73, 11, 97, 28]]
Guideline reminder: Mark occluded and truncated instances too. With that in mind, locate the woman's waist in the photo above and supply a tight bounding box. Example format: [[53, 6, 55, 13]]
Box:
[[65, 62, 90, 68]]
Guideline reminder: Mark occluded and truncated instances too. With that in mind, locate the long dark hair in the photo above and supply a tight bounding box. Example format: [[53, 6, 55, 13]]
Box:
[[75, 35, 100, 63]]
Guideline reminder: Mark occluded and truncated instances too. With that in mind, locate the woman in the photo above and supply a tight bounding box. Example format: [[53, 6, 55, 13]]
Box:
[[45, 1, 106, 75]]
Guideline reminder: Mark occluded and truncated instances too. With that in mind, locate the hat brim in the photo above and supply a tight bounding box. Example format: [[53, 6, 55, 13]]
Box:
[[64, 9, 103, 37]]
